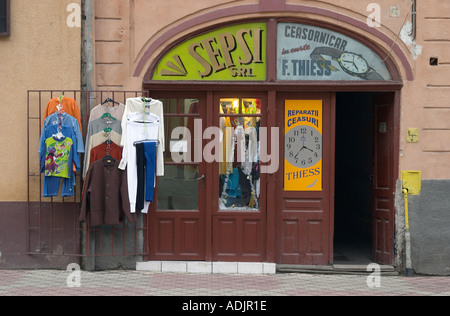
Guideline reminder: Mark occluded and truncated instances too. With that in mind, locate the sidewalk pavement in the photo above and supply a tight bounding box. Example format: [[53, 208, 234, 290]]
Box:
[[0, 269, 449, 297]]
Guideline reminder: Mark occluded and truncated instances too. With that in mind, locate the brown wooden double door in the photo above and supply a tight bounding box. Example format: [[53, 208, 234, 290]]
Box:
[[148, 91, 267, 262]]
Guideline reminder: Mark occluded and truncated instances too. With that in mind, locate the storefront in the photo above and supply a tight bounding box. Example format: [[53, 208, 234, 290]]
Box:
[[6, 0, 450, 275], [134, 17, 403, 267]]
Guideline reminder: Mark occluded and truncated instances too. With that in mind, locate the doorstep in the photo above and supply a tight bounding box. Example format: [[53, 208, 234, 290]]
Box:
[[136, 261, 277, 275], [277, 264, 397, 275]]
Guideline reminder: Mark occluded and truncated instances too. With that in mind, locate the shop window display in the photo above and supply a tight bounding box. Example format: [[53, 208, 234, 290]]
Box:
[[219, 98, 261, 211]]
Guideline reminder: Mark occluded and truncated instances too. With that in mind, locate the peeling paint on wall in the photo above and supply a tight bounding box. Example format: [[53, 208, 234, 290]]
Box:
[[400, 22, 422, 60]]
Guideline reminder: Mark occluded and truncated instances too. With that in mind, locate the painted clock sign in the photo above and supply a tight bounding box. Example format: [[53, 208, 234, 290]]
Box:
[[285, 100, 323, 191], [277, 23, 391, 81]]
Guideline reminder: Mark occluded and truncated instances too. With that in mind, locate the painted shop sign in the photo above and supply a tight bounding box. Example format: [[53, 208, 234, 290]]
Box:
[[285, 100, 323, 191], [277, 23, 391, 81], [153, 23, 267, 81]]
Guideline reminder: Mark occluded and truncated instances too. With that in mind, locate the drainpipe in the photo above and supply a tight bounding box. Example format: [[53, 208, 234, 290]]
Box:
[[81, 0, 96, 271], [82, 0, 95, 92], [410, 0, 417, 41], [403, 188, 413, 277]]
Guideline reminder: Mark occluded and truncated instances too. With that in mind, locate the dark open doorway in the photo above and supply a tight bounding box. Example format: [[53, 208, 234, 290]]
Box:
[[334, 92, 376, 264]]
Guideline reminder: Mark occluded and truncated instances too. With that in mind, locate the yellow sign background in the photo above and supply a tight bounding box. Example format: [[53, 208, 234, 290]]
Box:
[[285, 100, 323, 191], [152, 23, 267, 81]]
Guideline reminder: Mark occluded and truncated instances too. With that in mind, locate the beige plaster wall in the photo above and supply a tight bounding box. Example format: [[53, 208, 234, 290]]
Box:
[[0, 0, 81, 202], [93, 0, 450, 180]]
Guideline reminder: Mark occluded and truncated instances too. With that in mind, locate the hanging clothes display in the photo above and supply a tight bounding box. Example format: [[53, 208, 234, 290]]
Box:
[[39, 97, 84, 197], [120, 97, 165, 176], [89, 140, 122, 167], [135, 141, 157, 211], [38, 94, 165, 221], [83, 113, 123, 179], [43, 96, 83, 133], [41, 112, 85, 154], [119, 110, 161, 214], [79, 97, 132, 226], [88, 99, 125, 122], [80, 158, 134, 226]]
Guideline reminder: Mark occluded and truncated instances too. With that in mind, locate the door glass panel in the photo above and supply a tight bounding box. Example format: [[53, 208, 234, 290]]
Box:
[[160, 98, 178, 114], [219, 98, 261, 211], [160, 98, 200, 115], [157, 165, 199, 210], [181, 99, 200, 114], [163, 116, 198, 164]]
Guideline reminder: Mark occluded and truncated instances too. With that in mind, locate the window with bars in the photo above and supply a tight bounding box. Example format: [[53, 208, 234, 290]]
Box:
[[0, 0, 9, 37]]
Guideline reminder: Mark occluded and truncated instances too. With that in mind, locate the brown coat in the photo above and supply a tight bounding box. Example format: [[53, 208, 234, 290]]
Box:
[[80, 158, 134, 226]]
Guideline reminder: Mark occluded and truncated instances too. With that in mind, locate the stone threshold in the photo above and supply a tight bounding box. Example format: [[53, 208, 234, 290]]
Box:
[[137, 261, 277, 275]]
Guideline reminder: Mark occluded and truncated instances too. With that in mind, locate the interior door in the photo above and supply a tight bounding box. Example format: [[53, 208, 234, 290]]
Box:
[[275, 92, 334, 265], [372, 93, 395, 265], [148, 93, 207, 261]]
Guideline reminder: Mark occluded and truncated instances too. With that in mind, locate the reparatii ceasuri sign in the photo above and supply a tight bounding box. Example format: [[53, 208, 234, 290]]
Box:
[[277, 23, 391, 81], [153, 23, 267, 81]]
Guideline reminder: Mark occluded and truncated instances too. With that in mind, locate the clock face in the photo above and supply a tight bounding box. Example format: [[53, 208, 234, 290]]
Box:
[[339, 52, 369, 75], [285, 125, 322, 168]]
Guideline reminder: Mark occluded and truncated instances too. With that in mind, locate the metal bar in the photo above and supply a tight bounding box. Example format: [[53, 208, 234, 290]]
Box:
[[38, 91, 43, 254], [111, 224, 115, 256], [50, 197, 53, 254], [61, 196, 65, 255], [26, 91, 31, 254]]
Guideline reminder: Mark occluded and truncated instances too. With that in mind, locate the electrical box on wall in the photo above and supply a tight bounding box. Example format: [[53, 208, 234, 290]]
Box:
[[401, 171, 421, 195]]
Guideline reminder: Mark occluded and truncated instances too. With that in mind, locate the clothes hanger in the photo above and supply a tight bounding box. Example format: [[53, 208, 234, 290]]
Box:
[[133, 139, 160, 147], [101, 112, 117, 121], [103, 154, 115, 166], [53, 125, 65, 140], [128, 112, 160, 124], [102, 97, 120, 106], [141, 97, 152, 103], [141, 97, 154, 109], [56, 95, 64, 113], [103, 139, 115, 166]]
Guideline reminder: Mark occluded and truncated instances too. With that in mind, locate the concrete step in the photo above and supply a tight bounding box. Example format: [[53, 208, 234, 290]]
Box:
[[277, 264, 398, 275]]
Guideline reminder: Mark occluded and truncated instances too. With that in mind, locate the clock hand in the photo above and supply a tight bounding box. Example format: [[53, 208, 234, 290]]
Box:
[[294, 146, 305, 159], [352, 56, 359, 71]]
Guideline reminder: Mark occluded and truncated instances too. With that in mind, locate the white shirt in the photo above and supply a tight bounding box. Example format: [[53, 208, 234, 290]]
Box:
[[120, 97, 165, 176]]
